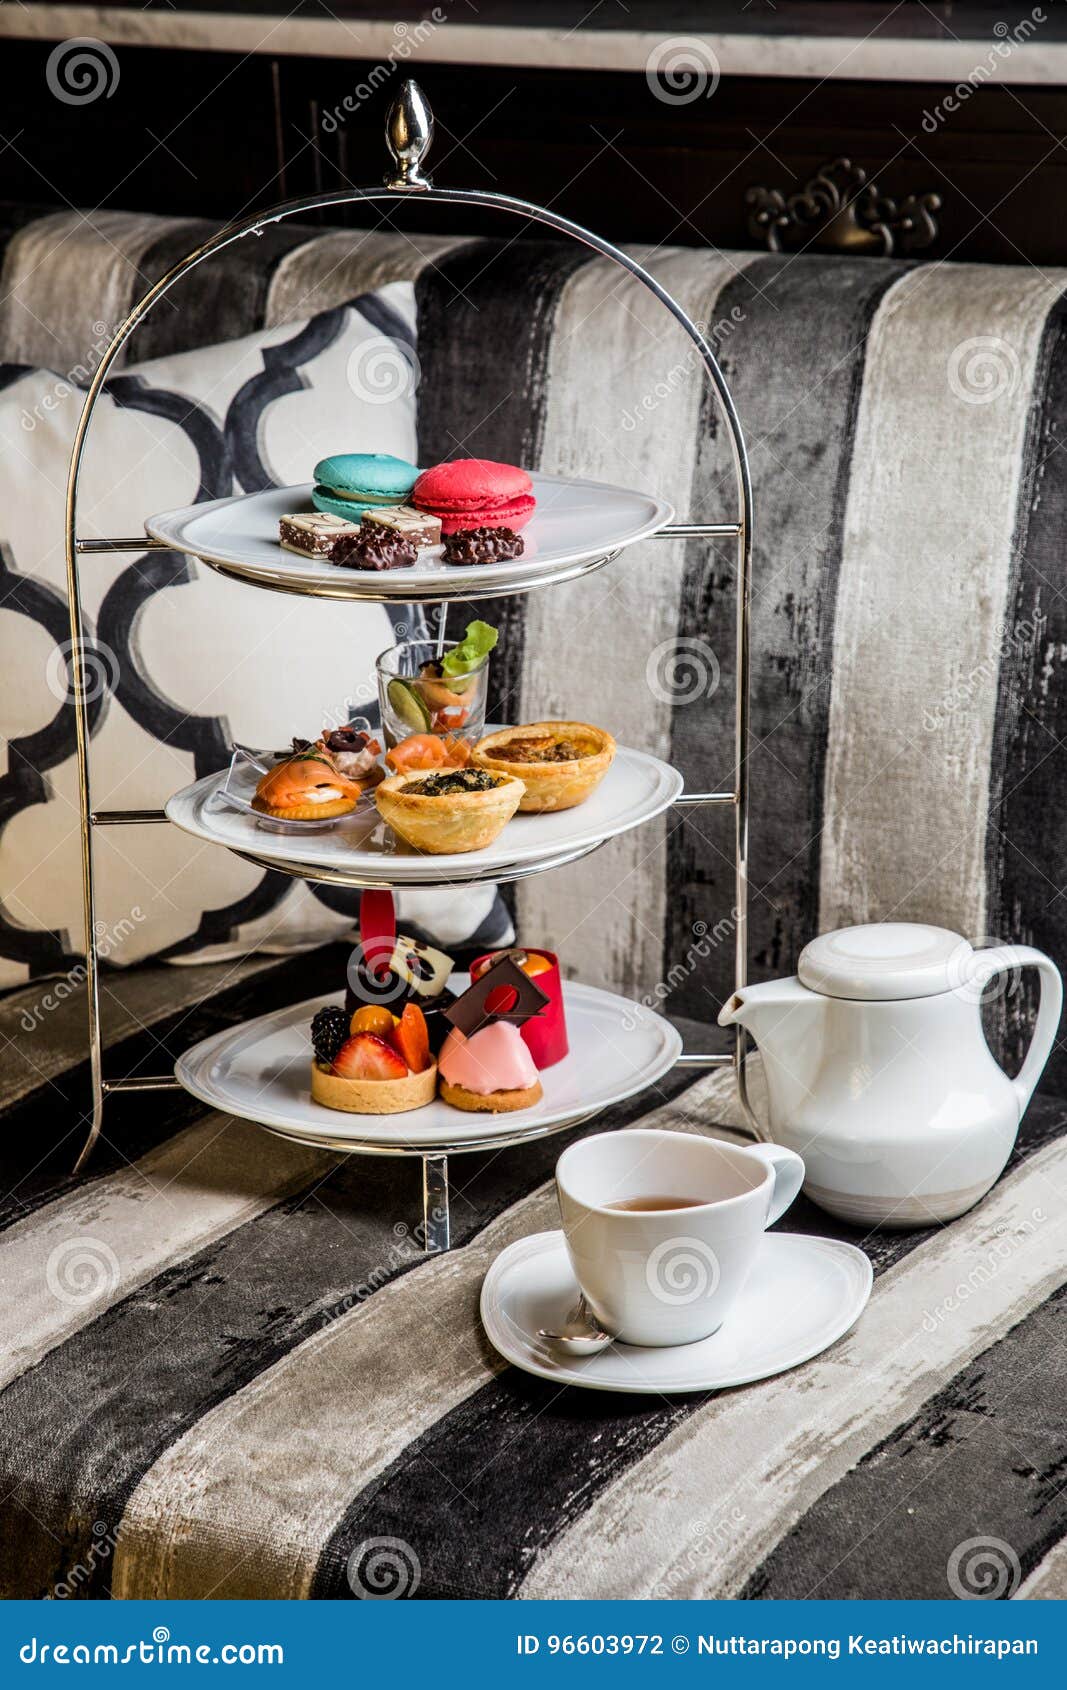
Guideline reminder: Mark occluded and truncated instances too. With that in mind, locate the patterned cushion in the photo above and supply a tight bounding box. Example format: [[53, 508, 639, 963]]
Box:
[[0, 284, 509, 985]]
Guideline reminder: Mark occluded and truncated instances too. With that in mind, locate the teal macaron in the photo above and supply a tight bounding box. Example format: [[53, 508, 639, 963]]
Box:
[[311, 452, 419, 521]]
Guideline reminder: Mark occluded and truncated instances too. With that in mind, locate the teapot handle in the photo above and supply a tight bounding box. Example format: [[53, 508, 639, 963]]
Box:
[[976, 945, 1063, 1116]]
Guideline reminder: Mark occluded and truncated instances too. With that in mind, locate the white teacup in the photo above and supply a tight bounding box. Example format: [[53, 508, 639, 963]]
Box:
[[555, 1129, 805, 1347]]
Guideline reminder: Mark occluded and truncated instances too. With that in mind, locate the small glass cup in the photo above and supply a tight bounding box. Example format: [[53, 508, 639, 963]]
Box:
[[376, 639, 491, 748]]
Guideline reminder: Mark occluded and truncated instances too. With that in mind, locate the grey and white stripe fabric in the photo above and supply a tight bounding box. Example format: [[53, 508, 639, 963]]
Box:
[[3, 208, 1066, 1081], [1, 956, 1064, 1600], [1, 207, 1066, 1597]]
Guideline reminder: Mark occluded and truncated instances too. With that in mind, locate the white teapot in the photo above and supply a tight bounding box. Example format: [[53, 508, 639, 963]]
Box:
[[718, 922, 1061, 1228]]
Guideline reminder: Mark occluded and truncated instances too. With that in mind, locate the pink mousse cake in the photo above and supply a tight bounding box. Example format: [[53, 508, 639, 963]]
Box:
[[438, 1022, 543, 1113]]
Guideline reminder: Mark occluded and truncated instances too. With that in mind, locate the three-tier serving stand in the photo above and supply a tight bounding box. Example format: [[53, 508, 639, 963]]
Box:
[[62, 83, 755, 1250]]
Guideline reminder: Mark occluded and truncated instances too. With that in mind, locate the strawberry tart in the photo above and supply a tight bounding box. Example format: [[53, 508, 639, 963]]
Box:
[[310, 1002, 436, 1114]]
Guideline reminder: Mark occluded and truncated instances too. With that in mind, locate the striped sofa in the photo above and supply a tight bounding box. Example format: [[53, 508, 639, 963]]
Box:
[[2, 207, 1066, 1600]]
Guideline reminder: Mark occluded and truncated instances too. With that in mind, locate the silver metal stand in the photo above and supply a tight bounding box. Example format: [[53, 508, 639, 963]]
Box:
[[62, 81, 756, 1246], [422, 1156, 450, 1254]]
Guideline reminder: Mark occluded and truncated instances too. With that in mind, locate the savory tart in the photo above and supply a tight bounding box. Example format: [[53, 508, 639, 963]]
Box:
[[472, 721, 615, 812], [252, 751, 366, 820], [375, 767, 524, 854]]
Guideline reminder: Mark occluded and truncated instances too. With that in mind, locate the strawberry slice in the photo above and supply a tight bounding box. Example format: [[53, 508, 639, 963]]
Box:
[[331, 1033, 406, 1081], [393, 1002, 432, 1073]]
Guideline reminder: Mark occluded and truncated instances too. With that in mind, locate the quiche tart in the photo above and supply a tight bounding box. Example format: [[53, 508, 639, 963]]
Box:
[[375, 766, 525, 854], [472, 721, 615, 812]]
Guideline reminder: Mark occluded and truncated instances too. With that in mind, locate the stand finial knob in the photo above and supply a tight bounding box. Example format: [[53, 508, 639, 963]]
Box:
[[385, 80, 434, 190]]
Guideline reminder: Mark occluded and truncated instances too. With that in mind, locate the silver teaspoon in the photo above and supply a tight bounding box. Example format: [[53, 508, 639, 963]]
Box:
[[538, 1294, 614, 1356]]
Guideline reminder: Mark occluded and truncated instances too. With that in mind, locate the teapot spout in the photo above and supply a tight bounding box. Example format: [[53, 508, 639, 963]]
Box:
[[718, 975, 818, 1032], [718, 976, 828, 1125]]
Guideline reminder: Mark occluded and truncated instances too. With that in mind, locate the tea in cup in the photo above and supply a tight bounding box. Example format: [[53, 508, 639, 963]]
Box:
[[555, 1128, 805, 1347]]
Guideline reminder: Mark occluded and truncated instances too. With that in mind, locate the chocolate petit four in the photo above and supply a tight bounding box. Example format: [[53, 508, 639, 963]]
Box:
[[345, 932, 457, 1055], [332, 529, 418, 572], [362, 505, 442, 549], [442, 527, 524, 566], [279, 511, 361, 560], [470, 947, 569, 1068]]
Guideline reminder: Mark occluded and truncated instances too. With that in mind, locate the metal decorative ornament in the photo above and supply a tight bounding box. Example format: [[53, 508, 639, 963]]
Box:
[[747, 156, 941, 257]]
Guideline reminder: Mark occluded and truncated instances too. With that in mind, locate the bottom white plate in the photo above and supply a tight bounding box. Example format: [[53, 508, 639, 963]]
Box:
[[480, 1229, 872, 1394], [175, 979, 682, 1152]]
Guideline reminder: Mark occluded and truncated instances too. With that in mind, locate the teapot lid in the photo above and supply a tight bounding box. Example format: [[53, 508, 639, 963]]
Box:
[[798, 922, 971, 1000]]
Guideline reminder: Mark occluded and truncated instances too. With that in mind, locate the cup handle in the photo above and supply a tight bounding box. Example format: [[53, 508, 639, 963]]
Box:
[[742, 1143, 805, 1226]]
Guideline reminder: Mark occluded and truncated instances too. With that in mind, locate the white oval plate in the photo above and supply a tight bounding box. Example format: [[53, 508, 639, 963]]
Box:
[[165, 743, 683, 885], [145, 473, 674, 601], [175, 981, 683, 1152], [481, 1230, 872, 1394]]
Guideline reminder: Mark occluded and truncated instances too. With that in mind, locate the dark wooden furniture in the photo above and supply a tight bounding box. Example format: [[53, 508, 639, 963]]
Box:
[[0, 23, 1065, 265]]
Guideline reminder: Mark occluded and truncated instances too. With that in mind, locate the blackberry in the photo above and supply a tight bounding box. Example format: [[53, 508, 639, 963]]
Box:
[[310, 1006, 349, 1065]]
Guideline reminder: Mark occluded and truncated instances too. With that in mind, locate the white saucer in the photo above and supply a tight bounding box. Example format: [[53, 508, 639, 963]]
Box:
[[480, 1230, 872, 1394]]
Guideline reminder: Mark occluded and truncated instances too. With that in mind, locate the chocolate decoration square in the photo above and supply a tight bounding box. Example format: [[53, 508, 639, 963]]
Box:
[[444, 955, 550, 1037]]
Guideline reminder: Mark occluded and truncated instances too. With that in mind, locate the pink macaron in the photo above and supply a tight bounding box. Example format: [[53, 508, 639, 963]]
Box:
[[412, 458, 536, 536]]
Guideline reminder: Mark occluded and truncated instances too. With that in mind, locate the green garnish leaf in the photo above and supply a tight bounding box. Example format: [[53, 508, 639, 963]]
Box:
[[441, 619, 499, 677]]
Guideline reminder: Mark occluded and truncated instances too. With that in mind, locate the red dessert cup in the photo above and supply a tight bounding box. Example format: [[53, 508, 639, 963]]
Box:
[[470, 948, 569, 1070]]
